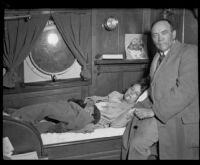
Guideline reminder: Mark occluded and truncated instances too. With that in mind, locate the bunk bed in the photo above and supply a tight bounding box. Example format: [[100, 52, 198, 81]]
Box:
[[3, 89, 157, 160]]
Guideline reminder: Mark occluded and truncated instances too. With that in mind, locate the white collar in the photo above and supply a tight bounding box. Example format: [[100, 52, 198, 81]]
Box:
[[163, 49, 170, 56]]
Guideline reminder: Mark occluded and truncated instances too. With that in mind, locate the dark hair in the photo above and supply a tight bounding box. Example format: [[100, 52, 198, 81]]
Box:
[[151, 18, 175, 32], [138, 76, 150, 93], [92, 105, 101, 124]]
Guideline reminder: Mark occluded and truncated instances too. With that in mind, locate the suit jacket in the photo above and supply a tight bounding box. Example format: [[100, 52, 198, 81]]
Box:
[[149, 40, 199, 159]]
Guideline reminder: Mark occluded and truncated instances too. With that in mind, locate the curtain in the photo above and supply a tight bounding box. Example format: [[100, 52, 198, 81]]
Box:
[[52, 12, 92, 80], [3, 14, 49, 88]]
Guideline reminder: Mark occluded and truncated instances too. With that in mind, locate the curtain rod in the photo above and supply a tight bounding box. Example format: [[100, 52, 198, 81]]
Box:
[[4, 9, 90, 19], [4, 14, 32, 20]]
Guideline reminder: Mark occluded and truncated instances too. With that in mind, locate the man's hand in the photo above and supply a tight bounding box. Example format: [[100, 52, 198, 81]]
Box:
[[134, 108, 154, 119]]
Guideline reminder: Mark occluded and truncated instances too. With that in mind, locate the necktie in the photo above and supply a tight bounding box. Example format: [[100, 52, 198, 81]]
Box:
[[156, 52, 165, 70]]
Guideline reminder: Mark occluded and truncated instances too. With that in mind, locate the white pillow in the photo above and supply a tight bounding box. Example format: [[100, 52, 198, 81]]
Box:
[[136, 90, 148, 102]]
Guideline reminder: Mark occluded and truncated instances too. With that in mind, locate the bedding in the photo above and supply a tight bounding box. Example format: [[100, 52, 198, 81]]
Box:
[[41, 127, 125, 145], [41, 90, 148, 145], [9, 100, 100, 133]]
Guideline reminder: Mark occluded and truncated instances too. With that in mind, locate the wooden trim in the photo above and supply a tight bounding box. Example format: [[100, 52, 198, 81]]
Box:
[[3, 86, 84, 108], [94, 59, 149, 65], [3, 78, 91, 95], [94, 60, 149, 75], [96, 64, 147, 73], [43, 136, 122, 159]]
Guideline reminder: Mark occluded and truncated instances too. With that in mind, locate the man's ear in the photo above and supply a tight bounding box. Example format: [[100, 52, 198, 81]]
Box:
[[172, 30, 176, 40]]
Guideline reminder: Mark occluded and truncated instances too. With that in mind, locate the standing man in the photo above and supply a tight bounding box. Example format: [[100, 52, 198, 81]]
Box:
[[122, 19, 199, 159]]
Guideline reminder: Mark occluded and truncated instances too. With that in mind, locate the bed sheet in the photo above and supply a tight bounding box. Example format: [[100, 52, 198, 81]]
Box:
[[41, 127, 125, 145]]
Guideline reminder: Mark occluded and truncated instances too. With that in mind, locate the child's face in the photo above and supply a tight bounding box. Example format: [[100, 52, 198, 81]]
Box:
[[124, 84, 141, 104]]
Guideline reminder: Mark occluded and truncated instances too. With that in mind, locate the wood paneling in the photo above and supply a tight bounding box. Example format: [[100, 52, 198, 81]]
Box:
[[44, 136, 122, 160], [3, 86, 86, 109], [122, 70, 145, 92], [183, 9, 198, 45], [90, 9, 151, 96], [91, 60, 149, 96], [92, 9, 146, 57], [121, 9, 143, 34]]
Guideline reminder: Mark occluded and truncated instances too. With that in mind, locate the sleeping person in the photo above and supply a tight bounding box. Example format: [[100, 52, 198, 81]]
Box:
[[83, 83, 147, 131], [5, 81, 147, 134]]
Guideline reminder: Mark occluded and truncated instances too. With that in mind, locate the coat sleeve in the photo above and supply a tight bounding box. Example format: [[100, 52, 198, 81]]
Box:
[[153, 45, 198, 124]]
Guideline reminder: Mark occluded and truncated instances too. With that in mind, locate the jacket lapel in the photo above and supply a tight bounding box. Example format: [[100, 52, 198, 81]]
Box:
[[150, 40, 181, 84], [150, 53, 160, 81]]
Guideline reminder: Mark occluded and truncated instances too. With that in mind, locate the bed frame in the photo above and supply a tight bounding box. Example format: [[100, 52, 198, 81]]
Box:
[[44, 136, 122, 159], [3, 114, 123, 159], [3, 84, 126, 159], [3, 114, 158, 160]]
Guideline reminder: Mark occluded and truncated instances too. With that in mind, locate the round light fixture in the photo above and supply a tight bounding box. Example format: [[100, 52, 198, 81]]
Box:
[[103, 17, 119, 31], [47, 33, 59, 46]]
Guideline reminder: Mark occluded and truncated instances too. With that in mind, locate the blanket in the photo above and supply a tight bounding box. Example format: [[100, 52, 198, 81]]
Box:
[[10, 101, 98, 133]]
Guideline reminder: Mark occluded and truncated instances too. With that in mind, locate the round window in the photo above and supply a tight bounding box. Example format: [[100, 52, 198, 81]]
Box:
[[30, 20, 75, 76]]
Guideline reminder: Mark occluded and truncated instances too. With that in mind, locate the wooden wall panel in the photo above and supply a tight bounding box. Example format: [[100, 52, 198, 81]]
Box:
[[92, 9, 145, 57], [91, 60, 149, 96], [90, 9, 150, 96], [93, 72, 122, 96], [122, 68, 147, 92], [183, 9, 198, 45], [44, 136, 122, 160], [3, 87, 83, 109], [121, 9, 143, 34], [93, 9, 122, 55]]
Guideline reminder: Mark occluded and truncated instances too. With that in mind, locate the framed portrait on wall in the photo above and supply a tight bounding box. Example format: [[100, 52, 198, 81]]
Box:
[[125, 34, 148, 60]]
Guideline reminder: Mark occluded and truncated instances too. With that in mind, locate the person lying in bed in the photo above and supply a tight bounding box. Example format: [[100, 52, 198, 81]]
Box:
[[82, 82, 148, 132], [6, 80, 147, 134]]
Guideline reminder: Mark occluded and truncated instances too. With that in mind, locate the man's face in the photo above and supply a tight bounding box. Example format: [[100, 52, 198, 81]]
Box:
[[151, 21, 176, 52], [124, 84, 141, 104]]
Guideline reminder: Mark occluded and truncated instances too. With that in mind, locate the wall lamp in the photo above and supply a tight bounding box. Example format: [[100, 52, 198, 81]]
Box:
[[102, 17, 119, 31]]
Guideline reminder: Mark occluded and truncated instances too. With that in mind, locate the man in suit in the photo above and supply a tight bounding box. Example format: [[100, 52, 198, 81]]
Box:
[[122, 19, 199, 159]]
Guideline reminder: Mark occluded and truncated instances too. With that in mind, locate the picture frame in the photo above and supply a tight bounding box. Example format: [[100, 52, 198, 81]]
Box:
[[125, 34, 148, 60]]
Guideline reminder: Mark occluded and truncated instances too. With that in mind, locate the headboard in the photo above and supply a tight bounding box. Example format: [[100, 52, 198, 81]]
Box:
[[3, 116, 44, 157]]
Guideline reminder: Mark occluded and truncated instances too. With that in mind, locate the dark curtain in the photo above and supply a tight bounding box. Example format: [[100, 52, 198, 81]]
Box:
[[3, 14, 49, 88], [52, 12, 92, 80]]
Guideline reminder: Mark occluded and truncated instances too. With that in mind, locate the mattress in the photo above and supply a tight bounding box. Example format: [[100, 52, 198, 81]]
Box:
[[41, 127, 125, 145]]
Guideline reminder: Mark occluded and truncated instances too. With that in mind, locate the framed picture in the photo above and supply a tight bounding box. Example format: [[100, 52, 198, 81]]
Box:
[[125, 34, 148, 60]]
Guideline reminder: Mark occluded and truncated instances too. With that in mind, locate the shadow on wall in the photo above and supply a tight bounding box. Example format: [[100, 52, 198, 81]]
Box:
[[143, 31, 156, 63]]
